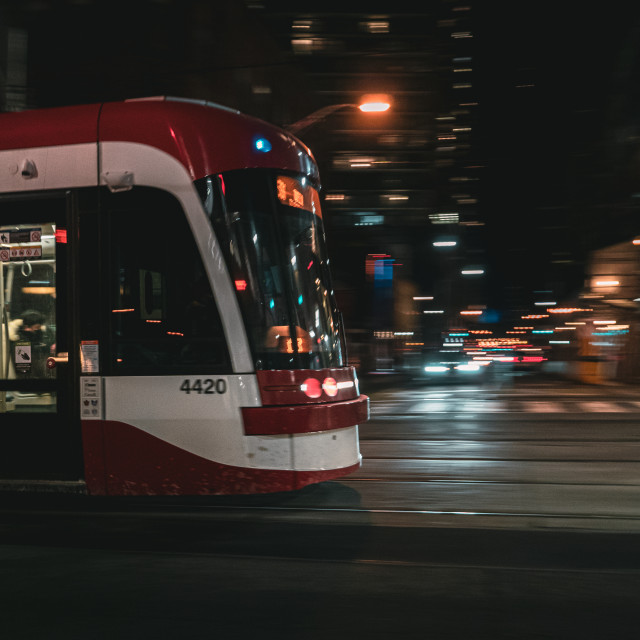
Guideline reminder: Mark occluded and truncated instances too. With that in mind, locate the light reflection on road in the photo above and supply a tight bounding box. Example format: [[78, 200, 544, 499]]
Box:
[[353, 377, 640, 530]]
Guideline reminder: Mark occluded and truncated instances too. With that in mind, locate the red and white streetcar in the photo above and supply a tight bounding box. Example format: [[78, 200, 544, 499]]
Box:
[[0, 97, 368, 495]]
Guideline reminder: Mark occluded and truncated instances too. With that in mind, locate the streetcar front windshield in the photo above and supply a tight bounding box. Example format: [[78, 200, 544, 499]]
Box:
[[198, 169, 344, 370]]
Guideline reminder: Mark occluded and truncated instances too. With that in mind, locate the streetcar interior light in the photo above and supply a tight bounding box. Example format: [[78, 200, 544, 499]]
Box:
[[21, 287, 56, 295]]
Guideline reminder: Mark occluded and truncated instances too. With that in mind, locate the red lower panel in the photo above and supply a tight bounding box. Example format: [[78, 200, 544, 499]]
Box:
[[81, 420, 360, 496]]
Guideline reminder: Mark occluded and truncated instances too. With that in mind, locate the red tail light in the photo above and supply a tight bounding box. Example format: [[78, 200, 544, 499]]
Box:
[[302, 378, 322, 398], [322, 377, 338, 397]]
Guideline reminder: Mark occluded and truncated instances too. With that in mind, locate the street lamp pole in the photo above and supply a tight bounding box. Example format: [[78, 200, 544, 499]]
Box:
[[285, 104, 359, 135], [285, 94, 391, 136]]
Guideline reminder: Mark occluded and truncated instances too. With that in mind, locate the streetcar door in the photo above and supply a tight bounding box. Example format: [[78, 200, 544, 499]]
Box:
[[0, 193, 80, 480]]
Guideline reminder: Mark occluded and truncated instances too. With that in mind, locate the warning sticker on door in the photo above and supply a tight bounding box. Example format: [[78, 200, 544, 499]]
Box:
[[14, 342, 32, 373], [80, 340, 99, 374], [80, 376, 102, 419]]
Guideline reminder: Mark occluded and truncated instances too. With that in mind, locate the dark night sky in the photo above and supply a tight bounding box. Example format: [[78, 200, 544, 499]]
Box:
[[4, 1, 640, 312], [473, 4, 640, 307]]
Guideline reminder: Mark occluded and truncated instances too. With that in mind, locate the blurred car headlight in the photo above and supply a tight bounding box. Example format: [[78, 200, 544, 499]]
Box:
[[455, 363, 481, 372], [425, 365, 449, 373]]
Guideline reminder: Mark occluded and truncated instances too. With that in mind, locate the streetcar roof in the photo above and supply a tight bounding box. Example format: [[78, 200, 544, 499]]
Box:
[[0, 96, 318, 182]]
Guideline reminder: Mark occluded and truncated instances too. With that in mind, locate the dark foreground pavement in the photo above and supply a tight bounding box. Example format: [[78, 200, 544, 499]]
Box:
[[1, 493, 639, 639]]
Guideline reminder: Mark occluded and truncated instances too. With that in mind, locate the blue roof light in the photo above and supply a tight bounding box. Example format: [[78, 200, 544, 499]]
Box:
[[255, 137, 272, 153]]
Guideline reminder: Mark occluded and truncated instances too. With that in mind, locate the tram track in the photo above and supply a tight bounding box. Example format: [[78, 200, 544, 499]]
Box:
[[3, 498, 640, 611], [2, 495, 640, 561], [138, 500, 640, 533], [4, 490, 640, 535], [3, 472, 640, 532], [2, 488, 639, 523]]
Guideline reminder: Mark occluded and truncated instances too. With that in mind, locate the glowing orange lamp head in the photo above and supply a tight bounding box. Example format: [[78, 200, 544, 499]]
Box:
[[358, 94, 391, 113]]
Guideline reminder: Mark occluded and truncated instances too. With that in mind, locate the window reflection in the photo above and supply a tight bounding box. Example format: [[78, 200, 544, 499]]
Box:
[[204, 170, 343, 370], [106, 188, 230, 374]]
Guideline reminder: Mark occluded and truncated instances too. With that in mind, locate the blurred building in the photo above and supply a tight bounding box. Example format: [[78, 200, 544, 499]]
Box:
[[0, 0, 491, 371], [250, 2, 490, 371], [569, 239, 640, 384], [2, 1, 640, 372]]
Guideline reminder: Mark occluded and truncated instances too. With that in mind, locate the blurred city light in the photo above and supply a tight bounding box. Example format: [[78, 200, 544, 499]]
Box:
[[429, 213, 459, 224], [455, 363, 481, 372]]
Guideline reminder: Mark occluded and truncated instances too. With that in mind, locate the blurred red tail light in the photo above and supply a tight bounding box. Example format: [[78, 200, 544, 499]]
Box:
[[322, 377, 338, 397], [301, 378, 322, 398]]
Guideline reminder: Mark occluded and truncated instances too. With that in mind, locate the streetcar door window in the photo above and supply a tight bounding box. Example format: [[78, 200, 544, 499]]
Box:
[[1, 222, 57, 411], [105, 188, 231, 374], [0, 192, 80, 480]]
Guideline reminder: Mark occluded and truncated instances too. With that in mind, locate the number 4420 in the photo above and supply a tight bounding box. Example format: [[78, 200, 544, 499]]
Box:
[[180, 379, 227, 395]]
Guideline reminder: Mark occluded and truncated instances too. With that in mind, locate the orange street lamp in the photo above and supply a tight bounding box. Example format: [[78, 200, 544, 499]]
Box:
[[358, 94, 391, 112], [286, 94, 391, 135]]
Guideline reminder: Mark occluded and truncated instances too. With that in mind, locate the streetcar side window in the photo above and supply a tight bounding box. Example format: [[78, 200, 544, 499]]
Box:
[[105, 188, 231, 374]]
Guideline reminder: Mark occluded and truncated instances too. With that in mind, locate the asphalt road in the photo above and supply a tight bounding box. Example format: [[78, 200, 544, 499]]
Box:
[[2, 374, 640, 638]]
